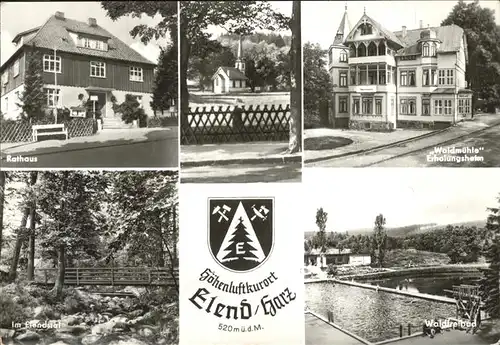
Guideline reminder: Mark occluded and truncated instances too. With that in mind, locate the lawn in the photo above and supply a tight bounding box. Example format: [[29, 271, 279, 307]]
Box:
[[189, 91, 290, 109], [384, 249, 451, 267]]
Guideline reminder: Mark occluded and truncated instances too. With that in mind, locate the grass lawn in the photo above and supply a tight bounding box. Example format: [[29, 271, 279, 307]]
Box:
[[305, 136, 353, 150], [189, 91, 290, 109], [384, 249, 451, 267]]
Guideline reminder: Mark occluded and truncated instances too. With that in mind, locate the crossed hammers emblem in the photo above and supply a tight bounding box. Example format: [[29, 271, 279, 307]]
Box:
[[212, 204, 231, 222]]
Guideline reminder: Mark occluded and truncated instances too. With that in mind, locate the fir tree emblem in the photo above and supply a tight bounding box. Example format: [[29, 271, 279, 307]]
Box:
[[209, 198, 273, 272]]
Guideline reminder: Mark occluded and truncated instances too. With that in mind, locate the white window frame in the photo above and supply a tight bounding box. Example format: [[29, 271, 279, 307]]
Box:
[[444, 99, 453, 115], [434, 99, 443, 115], [90, 61, 106, 78], [339, 50, 348, 62], [353, 97, 360, 115], [339, 96, 348, 113], [375, 98, 383, 115], [43, 54, 61, 73], [44, 87, 60, 108], [129, 66, 144, 82], [4, 97, 8, 111], [446, 70, 454, 85], [422, 43, 429, 57], [13, 60, 20, 77], [422, 98, 430, 116], [339, 71, 347, 87]]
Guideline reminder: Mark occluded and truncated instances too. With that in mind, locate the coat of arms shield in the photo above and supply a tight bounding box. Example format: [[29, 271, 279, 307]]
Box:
[[208, 198, 274, 272]]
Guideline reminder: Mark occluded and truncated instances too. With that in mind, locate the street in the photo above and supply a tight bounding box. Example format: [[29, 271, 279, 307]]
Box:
[[374, 124, 500, 167], [309, 119, 500, 168], [1, 129, 179, 168], [181, 162, 301, 183]]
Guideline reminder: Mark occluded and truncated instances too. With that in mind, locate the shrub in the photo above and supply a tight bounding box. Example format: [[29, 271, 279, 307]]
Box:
[[0, 293, 28, 327], [147, 116, 178, 128], [327, 264, 338, 277], [117, 94, 147, 127]]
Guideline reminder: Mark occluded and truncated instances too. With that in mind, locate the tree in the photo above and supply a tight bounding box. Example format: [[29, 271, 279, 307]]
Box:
[[0, 171, 5, 261], [151, 43, 178, 112], [18, 48, 46, 122], [304, 42, 334, 128], [222, 217, 258, 261], [287, 0, 302, 153], [188, 40, 236, 90], [442, 0, 500, 112], [481, 194, 500, 318], [373, 214, 387, 268], [37, 172, 107, 267], [107, 171, 179, 291], [315, 207, 328, 252]]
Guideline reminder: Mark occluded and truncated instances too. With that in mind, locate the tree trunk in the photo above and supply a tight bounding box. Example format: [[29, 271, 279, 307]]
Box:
[[0, 171, 5, 261], [53, 244, 65, 297], [288, 0, 302, 153], [8, 207, 30, 282], [9, 172, 38, 281], [180, 14, 191, 126], [27, 203, 36, 281], [173, 206, 177, 264]]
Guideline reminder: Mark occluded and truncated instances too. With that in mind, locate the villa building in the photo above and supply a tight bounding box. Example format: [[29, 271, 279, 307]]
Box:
[[212, 37, 250, 94], [0, 11, 159, 127], [328, 6, 473, 130]]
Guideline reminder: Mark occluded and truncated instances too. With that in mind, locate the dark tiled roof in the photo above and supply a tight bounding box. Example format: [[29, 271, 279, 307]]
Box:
[[12, 27, 40, 43], [365, 15, 404, 47], [215, 66, 248, 80], [333, 10, 351, 45], [20, 15, 155, 65], [394, 25, 464, 55]]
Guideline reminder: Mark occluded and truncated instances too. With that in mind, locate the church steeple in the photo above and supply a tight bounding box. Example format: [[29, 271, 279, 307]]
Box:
[[333, 3, 351, 45], [235, 36, 246, 73]]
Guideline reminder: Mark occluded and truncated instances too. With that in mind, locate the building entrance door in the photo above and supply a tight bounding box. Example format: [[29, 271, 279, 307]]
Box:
[[88, 92, 107, 118]]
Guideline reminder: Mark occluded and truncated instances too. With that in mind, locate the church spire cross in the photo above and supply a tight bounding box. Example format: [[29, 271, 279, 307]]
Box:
[[364, 6, 366, 15]]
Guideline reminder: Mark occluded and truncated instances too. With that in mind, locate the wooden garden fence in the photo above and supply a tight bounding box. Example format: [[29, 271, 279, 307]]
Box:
[[181, 104, 290, 144], [1, 119, 97, 143]]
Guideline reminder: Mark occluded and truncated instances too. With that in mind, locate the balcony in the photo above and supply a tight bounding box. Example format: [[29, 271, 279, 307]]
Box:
[[349, 55, 396, 66]]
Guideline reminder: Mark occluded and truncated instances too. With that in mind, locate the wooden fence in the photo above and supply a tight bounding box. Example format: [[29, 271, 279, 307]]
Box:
[[1, 119, 97, 143], [36, 266, 179, 287], [181, 104, 290, 144]]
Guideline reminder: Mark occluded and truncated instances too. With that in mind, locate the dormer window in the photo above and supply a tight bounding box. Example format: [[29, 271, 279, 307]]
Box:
[[360, 23, 372, 35], [78, 35, 107, 51]]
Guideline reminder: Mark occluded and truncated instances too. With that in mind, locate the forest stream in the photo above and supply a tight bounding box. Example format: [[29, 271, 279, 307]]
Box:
[[0, 284, 179, 345]]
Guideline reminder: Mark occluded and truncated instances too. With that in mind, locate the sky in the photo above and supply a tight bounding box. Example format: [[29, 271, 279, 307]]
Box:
[[302, 0, 500, 49], [302, 169, 500, 232], [0, 1, 171, 66]]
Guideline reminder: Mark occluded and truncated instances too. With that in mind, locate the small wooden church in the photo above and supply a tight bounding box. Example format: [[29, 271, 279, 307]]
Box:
[[212, 37, 250, 94]]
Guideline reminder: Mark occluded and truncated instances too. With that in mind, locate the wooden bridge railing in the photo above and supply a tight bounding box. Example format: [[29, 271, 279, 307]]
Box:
[[36, 267, 179, 286]]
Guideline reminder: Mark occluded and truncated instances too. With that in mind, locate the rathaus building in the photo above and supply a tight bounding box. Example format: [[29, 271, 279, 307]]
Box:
[[329, 6, 473, 130]]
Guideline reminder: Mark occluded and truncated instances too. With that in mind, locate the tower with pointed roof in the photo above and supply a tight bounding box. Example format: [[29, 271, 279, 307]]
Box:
[[235, 36, 246, 73], [328, 4, 352, 128]]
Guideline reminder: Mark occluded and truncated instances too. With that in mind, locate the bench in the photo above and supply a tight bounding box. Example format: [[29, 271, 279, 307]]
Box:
[[32, 124, 68, 141]]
